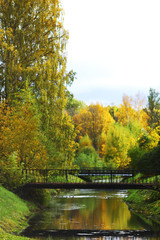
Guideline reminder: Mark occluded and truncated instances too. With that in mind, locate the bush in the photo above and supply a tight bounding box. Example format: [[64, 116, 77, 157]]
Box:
[[104, 159, 117, 169], [129, 144, 160, 171], [0, 152, 24, 190], [129, 146, 146, 170], [74, 146, 103, 168]]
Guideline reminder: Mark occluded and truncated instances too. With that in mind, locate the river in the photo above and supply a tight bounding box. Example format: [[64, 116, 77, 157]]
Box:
[[22, 189, 160, 239]]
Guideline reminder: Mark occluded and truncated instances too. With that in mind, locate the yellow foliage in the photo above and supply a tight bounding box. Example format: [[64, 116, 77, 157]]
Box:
[[0, 101, 48, 169], [116, 94, 149, 129], [98, 132, 107, 159], [73, 103, 114, 150], [138, 128, 160, 150], [0, 0, 77, 170], [79, 135, 92, 151]]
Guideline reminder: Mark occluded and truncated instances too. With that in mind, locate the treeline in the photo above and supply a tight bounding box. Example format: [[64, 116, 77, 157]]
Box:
[[66, 89, 160, 170]]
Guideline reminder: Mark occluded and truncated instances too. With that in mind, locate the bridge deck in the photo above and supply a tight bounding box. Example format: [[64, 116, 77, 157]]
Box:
[[20, 169, 160, 190]]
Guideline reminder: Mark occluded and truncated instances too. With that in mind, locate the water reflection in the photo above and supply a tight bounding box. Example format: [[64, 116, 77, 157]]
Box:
[[48, 237, 160, 240], [23, 189, 160, 240]]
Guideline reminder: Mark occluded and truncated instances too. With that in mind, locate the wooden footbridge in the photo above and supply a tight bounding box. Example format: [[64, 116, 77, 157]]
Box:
[[22, 169, 160, 190]]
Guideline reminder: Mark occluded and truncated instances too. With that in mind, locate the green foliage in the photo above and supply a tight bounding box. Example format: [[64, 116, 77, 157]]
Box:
[[127, 120, 142, 138], [147, 88, 160, 128], [138, 128, 159, 150], [129, 127, 160, 170], [109, 105, 118, 122], [129, 146, 146, 170], [42, 136, 60, 168], [105, 123, 136, 168], [66, 96, 86, 116], [74, 146, 103, 168], [0, 152, 24, 190], [135, 145, 160, 170], [130, 143, 160, 171], [0, 230, 30, 240], [104, 159, 117, 169]]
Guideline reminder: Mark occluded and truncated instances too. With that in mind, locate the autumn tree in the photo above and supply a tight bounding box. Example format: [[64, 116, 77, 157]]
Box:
[[74, 146, 101, 169], [109, 105, 118, 122], [73, 103, 114, 150], [115, 95, 134, 126], [0, 0, 75, 129], [0, 0, 77, 167], [0, 101, 48, 169], [116, 94, 148, 129], [129, 127, 160, 170], [98, 132, 107, 159], [50, 113, 78, 168], [79, 135, 92, 150], [146, 88, 160, 129], [0, 0, 72, 102], [66, 96, 86, 117], [105, 124, 136, 168]]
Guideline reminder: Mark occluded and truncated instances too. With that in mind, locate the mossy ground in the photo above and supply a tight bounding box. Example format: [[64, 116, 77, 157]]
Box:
[[0, 185, 34, 239]]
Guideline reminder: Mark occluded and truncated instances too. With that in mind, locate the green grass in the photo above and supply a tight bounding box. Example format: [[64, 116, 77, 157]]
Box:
[[0, 185, 34, 239], [0, 230, 30, 240], [124, 173, 160, 224], [125, 189, 160, 221]]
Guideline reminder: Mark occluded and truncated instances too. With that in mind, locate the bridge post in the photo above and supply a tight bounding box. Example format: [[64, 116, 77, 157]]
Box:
[[45, 169, 48, 183], [111, 170, 112, 183], [25, 169, 28, 182], [65, 170, 68, 182]]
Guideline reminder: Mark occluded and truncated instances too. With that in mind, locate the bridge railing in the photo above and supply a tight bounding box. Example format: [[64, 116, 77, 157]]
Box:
[[21, 169, 160, 187]]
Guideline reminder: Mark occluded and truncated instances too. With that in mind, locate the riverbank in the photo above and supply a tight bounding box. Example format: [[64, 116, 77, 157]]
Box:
[[125, 189, 160, 224], [0, 185, 35, 239]]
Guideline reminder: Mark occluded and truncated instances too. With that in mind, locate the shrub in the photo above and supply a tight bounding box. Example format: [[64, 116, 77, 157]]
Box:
[[74, 146, 103, 168], [0, 152, 24, 190]]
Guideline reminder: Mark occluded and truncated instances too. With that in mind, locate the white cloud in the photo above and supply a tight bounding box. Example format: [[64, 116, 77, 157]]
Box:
[[61, 0, 160, 105]]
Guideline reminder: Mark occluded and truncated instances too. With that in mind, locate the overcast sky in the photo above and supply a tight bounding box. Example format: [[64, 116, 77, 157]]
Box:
[[61, 0, 160, 106]]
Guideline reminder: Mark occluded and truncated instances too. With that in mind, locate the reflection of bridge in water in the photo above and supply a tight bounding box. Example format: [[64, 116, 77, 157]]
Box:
[[22, 169, 160, 190]]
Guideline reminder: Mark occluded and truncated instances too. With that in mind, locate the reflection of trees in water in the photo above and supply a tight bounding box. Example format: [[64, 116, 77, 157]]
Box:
[[51, 192, 132, 230], [28, 190, 151, 231], [127, 212, 160, 232]]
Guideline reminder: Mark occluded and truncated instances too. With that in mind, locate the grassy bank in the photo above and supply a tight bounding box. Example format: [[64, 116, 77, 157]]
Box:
[[0, 185, 34, 239], [125, 189, 160, 223]]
